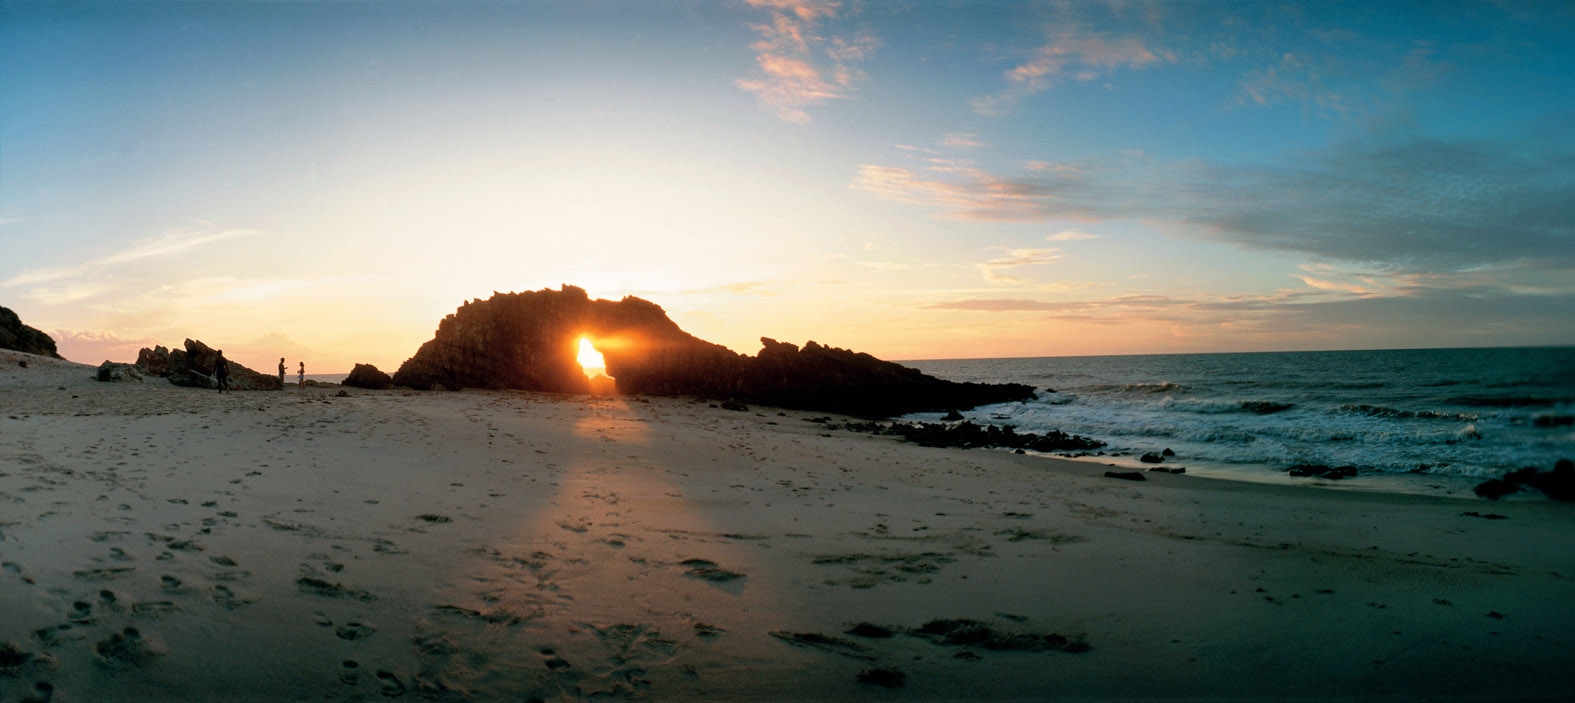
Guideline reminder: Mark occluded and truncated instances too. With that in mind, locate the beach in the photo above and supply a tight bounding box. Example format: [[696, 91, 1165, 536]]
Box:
[[2, 350, 1572, 702]]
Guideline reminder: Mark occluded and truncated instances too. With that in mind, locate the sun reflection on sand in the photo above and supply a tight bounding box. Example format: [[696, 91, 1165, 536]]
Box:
[[452, 396, 794, 691]]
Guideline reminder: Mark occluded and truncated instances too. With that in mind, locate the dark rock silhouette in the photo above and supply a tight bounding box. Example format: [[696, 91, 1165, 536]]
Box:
[[0, 306, 63, 359], [1475, 459, 1575, 501], [343, 363, 393, 390], [135, 339, 282, 391], [392, 285, 1035, 416], [837, 419, 1104, 452]]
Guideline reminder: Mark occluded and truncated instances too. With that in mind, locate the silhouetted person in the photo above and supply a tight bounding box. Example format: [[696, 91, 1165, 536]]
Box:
[[215, 350, 229, 393], [298, 361, 305, 391], [278, 357, 286, 389]]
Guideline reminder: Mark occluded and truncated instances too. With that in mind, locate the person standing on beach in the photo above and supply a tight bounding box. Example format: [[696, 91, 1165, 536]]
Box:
[[215, 350, 230, 393], [298, 361, 305, 391], [278, 358, 286, 389]]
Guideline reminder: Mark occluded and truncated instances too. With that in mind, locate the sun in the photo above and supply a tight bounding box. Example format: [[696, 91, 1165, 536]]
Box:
[[576, 337, 606, 373]]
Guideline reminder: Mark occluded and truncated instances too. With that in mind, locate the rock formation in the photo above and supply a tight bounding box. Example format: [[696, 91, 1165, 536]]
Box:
[[96, 361, 143, 382], [343, 363, 393, 390], [393, 285, 1035, 416], [135, 339, 283, 391], [0, 306, 63, 359]]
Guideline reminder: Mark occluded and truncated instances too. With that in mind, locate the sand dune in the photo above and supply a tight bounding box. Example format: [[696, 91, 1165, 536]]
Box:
[[2, 350, 1571, 701]]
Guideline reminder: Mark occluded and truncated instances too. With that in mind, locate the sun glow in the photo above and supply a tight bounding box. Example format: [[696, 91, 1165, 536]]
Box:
[[577, 337, 606, 373]]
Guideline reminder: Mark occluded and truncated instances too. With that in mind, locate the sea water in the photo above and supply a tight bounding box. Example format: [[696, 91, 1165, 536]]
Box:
[[905, 347, 1575, 493]]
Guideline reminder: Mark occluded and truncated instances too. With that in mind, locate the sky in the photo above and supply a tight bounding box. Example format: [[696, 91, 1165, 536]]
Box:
[[2, 0, 1573, 374]]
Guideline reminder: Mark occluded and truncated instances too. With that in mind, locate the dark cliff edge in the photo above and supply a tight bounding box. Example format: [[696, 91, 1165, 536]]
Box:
[[1, 306, 64, 359], [391, 285, 1034, 417]]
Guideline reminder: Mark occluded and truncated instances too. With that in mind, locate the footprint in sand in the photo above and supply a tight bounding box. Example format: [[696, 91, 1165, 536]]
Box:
[[375, 670, 407, 696], [93, 627, 163, 670], [339, 660, 361, 686], [19, 680, 55, 703], [211, 585, 252, 610], [335, 622, 377, 641]]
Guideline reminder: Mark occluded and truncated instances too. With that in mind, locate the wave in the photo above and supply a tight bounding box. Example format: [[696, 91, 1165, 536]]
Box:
[[1083, 382, 1186, 394], [1340, 404, 1478, 421], [1448, 395, 1561, 408]]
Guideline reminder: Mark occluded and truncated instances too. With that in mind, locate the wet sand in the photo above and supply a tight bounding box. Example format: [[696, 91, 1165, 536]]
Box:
[[2, 350, 1572, 701]]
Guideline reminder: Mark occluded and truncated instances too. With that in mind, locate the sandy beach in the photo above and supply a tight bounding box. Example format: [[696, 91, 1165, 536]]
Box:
[[2, 349, 1572, 702]]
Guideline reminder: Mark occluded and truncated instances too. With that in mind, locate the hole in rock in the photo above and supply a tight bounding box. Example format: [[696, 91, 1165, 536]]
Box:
[[576, 337, 616, 395]]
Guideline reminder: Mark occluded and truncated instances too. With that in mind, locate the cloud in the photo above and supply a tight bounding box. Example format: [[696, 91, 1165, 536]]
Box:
[[737, 0, 877, 123], [1046, 229, 1100, 241], [854, 132, 1575, 276], [971, 30, 1171, 116], [1235, 52, 1346, 115], [3, 228, 263, 288], [941, 132, 986, 149], [851, 163, 1095, 222], [977, 246, 1064, 284], [50, 329, 161, 365]]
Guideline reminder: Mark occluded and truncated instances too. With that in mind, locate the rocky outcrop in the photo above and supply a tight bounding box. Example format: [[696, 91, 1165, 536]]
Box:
[[0, 306, 63, 359], [1474, 459, 1575, 501], [96, 361, 143, 382], [343, 363, 393, 390], [393, 286, 1035, 416], [135, 339, 283, 391]]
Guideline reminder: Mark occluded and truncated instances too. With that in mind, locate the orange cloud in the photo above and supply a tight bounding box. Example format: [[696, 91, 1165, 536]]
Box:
[[972, 31, 1171, 115], [737, 0, 876, 123]]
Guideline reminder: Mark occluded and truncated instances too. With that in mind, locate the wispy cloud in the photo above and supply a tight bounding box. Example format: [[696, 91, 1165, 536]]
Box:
[[851, 162, 1095, 222], [1236, 52, 1346, 115], [941, 132, 987, 149], [971, 30, 1171, 116], [1047, 229, 1100, 241], [736, 0, 877, 124], [3, 228, 263, 288], [977, 246, 1064, 284]]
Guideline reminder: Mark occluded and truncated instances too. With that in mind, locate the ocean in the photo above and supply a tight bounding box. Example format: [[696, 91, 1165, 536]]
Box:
[[904, 347, 1575, 495]]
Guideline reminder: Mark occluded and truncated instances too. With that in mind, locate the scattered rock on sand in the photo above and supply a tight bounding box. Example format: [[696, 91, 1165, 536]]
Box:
[[342, 363, 393, 390], [1104, 471, 1146, 481], [857, 667, 906, 688], [1474, 459, 1574, 501], [95, 361, 142, 382]]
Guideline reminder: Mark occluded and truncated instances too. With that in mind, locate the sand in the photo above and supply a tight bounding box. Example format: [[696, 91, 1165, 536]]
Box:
[[2, 349, 1572, 702]]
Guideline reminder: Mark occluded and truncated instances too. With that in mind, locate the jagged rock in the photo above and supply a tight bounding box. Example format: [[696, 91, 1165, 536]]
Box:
[[838, 419, 1104, 452], [1477, 459, 1575, 501], [0, 306, 63, 359], [134, 339, 282, 391], [343, 363, 393, 390], [96, 361, 143, 383], [392, 286, 1035, 417]]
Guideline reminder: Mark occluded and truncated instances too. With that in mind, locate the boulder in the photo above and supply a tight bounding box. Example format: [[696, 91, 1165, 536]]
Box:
[[96, 361, 143, 383], [0, 306, 63, 359], [134, 339, 282, 391], [343, 363, 393, 390], [1477, 459, 1575, 501], [392, 286, 1035, 417]]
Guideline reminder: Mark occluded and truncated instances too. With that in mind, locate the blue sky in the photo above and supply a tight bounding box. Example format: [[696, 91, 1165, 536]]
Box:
[[2, 0, 1572, 372]]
